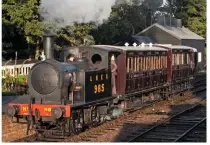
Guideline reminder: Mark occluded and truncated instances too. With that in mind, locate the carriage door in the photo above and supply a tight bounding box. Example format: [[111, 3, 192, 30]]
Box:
[[116, 53, 126, 94]]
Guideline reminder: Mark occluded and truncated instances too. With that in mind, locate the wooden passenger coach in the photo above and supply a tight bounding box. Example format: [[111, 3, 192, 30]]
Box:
[[87, 45, 197, 98], [88, 45, 168, 96]]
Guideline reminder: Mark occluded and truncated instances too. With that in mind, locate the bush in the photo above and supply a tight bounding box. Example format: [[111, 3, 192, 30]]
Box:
[[2, 75, 28, 94]]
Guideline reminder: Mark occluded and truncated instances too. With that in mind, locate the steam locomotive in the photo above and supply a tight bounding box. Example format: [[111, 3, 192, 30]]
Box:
[[7, 33, 198, 137]]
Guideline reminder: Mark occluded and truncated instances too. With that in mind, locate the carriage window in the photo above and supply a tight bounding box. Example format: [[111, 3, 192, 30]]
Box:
[[180, 53, 183, 65], [142, 57, 144, 70], [163, 56, 165, 68], [127, 57, 129, 73], [153, 56, 155, 69], [139, 57, 141, 71], [176, 54, 178, 65], [154, 56, 157, 69], [172, 54, 174, 65], [150, 56, 152, 70], [187, 53, 189, 64], [181, 54, 183, 64], [154, 56, 156, 69], [158, 56, 161, 69], [150, 56, 153, 70], [137, 57, 139, 72], [185, 54, 188, 64], [144, 57, 146, 71], [156, 56, 158, 69], [136, 57, 139, 71], [130, 57, 133, 72], [144, 57, 147, 71], [149, 56, 151, 70], [181, 53, 184, 64], [140, 57, 142, 71], [177, 54, 179, 65], [183, 54, 185, 64], [142, 57, 144, 71], [134, 57, 137, 72]]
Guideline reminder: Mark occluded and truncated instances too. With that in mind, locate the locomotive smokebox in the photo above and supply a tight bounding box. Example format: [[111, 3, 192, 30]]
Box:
[[43, 31, 55, 59]]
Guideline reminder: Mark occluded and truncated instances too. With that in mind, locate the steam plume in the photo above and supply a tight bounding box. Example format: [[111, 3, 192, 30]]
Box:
[[40, 0, 117, 26]]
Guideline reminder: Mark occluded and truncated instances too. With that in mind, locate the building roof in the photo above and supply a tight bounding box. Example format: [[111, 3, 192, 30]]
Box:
[[136, 23, 204, 40], [114, 36, 155, 46]]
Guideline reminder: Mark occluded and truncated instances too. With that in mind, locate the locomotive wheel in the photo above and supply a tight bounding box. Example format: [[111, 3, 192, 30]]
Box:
[[89, 106, 102, 127], [71, 110, 84, 134]]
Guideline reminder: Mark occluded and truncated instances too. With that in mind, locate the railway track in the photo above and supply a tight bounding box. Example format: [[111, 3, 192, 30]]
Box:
[[128, 103, 206, 142], [9, 74, 206, 142], [12, 90, 205, 142], [175, 118, 206, 142]]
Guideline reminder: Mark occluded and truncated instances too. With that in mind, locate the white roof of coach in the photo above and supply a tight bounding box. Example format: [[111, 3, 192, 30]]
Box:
[[155, 44, 197, 52], [92, 45, 167, 52]]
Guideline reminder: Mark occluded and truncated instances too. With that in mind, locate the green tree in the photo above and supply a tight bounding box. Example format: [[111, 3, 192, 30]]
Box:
[[162, 0, 206, 38], [186, 0, 206, 38], [55, 23, 95, 49], [2, 0, 44, 58], [92, 0, 163, 45]]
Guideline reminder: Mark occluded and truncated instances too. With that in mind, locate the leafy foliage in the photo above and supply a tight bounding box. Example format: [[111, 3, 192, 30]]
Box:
[[161, 0, 206, 38], [3, 0, 44, 44], [56, 23, 95, 47], [2, 0, 44, 59], [92, 0, 164, 45]]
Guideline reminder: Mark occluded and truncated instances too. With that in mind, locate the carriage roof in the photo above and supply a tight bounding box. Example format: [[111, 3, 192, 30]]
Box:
[[91, 45, 167, 52], [168, 45, 197, 52], [154, 44, 197, 52]]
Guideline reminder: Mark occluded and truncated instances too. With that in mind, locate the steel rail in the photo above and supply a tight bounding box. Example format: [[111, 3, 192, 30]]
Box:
[[174, 118, 206, 142], [128, 101, 205, 142]]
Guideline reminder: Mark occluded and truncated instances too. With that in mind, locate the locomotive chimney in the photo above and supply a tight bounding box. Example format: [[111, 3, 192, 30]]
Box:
[[43, 31, 55, 59]]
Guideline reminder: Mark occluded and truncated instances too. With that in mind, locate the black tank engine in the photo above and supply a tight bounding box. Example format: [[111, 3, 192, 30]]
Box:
[[7, 33, 113, 135]]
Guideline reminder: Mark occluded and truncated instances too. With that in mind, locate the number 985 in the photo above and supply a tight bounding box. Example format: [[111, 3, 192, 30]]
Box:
[[94, 84, 104, 94]]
